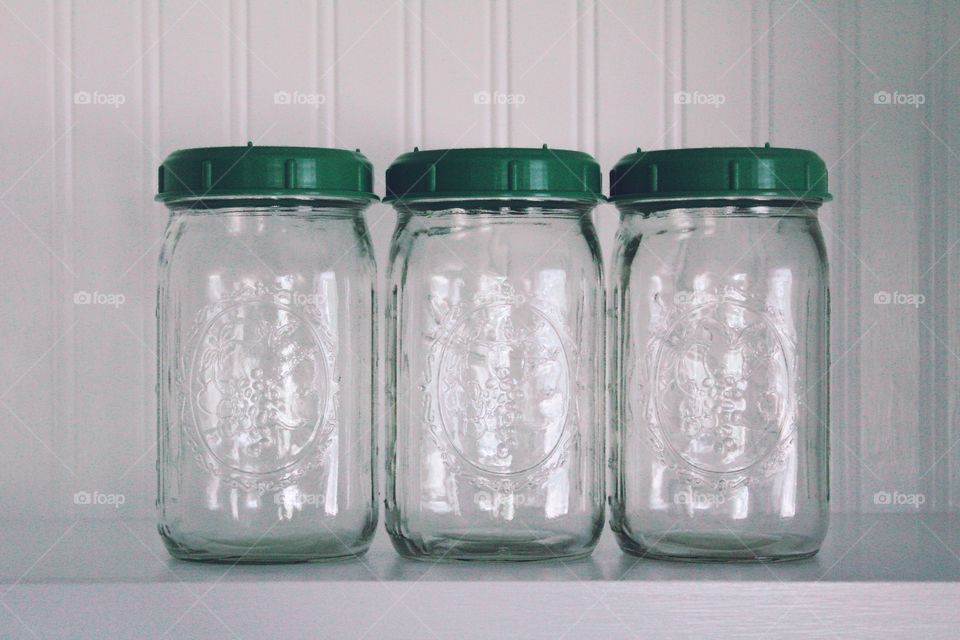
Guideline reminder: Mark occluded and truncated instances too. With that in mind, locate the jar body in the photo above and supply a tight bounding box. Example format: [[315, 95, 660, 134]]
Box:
[[610, 202, 829, 561], [386, 204, 605, 560], [157, 201, 377, 562]]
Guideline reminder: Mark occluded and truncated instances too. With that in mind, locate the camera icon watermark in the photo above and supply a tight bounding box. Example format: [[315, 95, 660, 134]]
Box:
[[873, 90, 925, 109], [73, 290, 126, 308], [674, 91, 726, 108], [74, 490, 126, 509], [873, 290, 924, 308], [873, 490, 925, 509], [274, 90, 326, 109], [73, 90, 127, 109], [473, 90, 526, 108]]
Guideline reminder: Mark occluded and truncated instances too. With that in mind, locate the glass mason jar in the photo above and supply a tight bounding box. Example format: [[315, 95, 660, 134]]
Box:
[[384, 147, 606, 560], [156, 145, 378, 562], [608, 146, 831, 562]]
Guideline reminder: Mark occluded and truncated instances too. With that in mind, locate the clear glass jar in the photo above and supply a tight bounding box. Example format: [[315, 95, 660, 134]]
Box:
[[608, 146, 831, 561], [384, 147, 605, 561], [156, 146, 378, 562]]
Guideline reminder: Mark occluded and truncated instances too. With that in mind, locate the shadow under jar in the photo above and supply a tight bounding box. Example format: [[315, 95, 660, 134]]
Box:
[[608, 146, 831, 562], [384, 147, 606, 561], [156, 145, 378, 563]]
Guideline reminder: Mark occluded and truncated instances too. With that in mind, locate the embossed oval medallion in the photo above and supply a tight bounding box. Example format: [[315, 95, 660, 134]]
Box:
[[437, 302, 569, 476], [652, 300, 792, 474], [189, 301, 329, 475]]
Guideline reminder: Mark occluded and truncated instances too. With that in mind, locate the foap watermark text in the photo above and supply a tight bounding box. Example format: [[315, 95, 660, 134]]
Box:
[[74, 90, 126, 108], [674, 489, 725, 508], [274, 492, 325, 509], [474, 90, 526, 108], [873, 90, 925, 109], [674, 91, 726, 108], [74, 490, 126, 509], [874, 291, 924, 308], [274, 90, 326, 109], [74, 290, 126, 308], [874, 490, 925, 509]]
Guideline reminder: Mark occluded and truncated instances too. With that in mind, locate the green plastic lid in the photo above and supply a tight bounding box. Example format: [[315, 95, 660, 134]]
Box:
[[609, 144, 831, 203], [384, 146, 603, 203], [156, 143, 377, 203]]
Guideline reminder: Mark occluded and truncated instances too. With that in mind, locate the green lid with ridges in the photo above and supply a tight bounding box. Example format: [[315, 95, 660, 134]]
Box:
[[609, 144, 831, 203], [156, 143, 377, 202], [384, 146, 603, 202]]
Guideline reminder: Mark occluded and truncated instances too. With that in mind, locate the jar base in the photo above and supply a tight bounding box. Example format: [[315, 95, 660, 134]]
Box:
[[159, 526, 373, 564], [388, 530, 597, 562], [615, 530, 822, 563]]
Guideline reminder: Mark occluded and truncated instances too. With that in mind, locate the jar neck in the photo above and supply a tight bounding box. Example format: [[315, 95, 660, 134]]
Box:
[[394, 199, 598, 218], [615, 198, 822, 219], [163, 196, 372, 216]]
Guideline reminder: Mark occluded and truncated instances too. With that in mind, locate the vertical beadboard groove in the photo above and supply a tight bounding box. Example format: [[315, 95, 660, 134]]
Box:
[[948, 3, 960, 511], [319, 0, 336, 146], [938, 0, 953, 511], [919, 0, 950, 511], [750, 0, 772, 144], [766, 1, 775, 142], [576, 0, 597, 155], [916, 2, 935, 511], [662, 0, 683, 147], [52, 0, 76, 501], [402, 0, 423, 148], [229, 0, 249, 140], [139, 0, 161, 519], [310, 1, 320, 145], [156, 0, 164, 151], [490, 0, 510, 146], [484, 0, 493, 146], [836, 1, 863, 512]]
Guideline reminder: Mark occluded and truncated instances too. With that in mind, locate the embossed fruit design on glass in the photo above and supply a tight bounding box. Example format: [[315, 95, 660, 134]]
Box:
[[384, 147, 605, 560], [156, 145, 378, 562], [609, 146, 831, 561]]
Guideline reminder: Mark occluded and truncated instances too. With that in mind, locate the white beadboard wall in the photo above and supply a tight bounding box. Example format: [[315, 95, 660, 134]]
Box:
[[0, 0, 957, 520]]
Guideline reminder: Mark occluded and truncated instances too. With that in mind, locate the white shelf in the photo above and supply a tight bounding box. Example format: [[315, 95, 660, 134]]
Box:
[[2, 514, 958, 638]]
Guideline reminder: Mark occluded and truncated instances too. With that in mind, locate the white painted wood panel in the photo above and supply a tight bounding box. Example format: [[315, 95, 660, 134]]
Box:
[[856, 1, 926, 512], [247, 0, 327, 145], [920, 0, 960, 511], [68, 0, 152, 520], [507, 0, 581, 148], [0, 0, 58, 518], [942, 2, 960, 511], [158, 0, 233, 149], [419, 0, 489, 148], [0, 0, 956, 520], [832, 0, 866, 515], [682, 0, 753, 145]]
